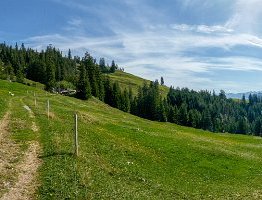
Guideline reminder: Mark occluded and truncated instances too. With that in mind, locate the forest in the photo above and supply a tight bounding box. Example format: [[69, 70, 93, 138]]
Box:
[[0, 42, 261, 136]]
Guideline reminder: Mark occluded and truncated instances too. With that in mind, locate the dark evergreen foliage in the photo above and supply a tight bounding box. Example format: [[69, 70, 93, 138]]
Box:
[[160, 76, 164, 85], [76, 64, 91, 100]]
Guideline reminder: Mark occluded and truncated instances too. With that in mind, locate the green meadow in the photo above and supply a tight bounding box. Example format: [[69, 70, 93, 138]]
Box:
[[109, 70, 169, 96], [0, 79, 262, 199]]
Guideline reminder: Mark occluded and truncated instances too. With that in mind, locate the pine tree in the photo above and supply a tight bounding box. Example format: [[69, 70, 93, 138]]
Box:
[[241, 94, 246, 107], [128, 86, 133, 103], [76, 64, 91, 100], [160, 76, 164, 85], [178, 103, 188, 125], [99, 58, 107, 73], [237, 117, 249, 134], [83, 52, 99, 97], [188, 109, 201, 128], [45, 46, 56, 91], [168, 106, 178, 123], [104, 76, 113, 106], [45, 61, 56, 91], [121, 88, 130, 112], [157, 97, 167, 122], [110, 60, 117, 73], [201, 108, 213, 131], [219, 90, 226, 100], [16, 65, 24, 83], [253, 118, 261, 136], [68, 49, 72, 60], [5, 62, 15, 81], [112, 82, 121, 108]]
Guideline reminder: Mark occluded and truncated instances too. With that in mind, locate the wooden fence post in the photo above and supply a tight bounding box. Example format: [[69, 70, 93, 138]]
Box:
[[74, 113, 78, 156], [47, 99, 50, 120]]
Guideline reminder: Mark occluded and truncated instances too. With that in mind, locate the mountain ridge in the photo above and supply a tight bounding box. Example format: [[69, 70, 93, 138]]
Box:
[[227, 91, 262, 99]]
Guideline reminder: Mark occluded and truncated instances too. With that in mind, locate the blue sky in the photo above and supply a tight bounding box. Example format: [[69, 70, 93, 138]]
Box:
[[1, 0, 262, 92]]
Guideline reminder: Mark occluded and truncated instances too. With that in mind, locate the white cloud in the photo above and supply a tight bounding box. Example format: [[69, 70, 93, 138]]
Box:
[[226, 0, 262, 34], [23, 0, 262, 92], [68, 18, 82, 27], [24, 23, 262, 92], [171, 24, 233, 34]]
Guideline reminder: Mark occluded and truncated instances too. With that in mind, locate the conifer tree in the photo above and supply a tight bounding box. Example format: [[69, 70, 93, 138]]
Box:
[[160, 76, 164, 85], [110, 60, 117, 73], [237, 117, 249, 134], [104, 76, 114, 106], [99, 58, 107, 73], [68, 49, 72, 60], [45, 61, 56, 91], [76, 64, 91, 100], [157, 97, 167, 122], [201, 108, 213, 131], [121, 88, 130, 112], [16, 65, 24, 83], [82, 52, 99, 97], [254, 118, 262, 136], [112, 82, 121, 108], [178, 103, 188, 125]]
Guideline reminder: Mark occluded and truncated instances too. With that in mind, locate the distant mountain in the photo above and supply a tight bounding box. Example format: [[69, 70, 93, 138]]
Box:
[[226, 91, 262, 99]]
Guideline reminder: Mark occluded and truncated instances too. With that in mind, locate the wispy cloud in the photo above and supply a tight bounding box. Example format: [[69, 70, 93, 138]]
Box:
[[226, 0, 262, 33], [67, 18, 82, 27], [22, 0, 262, 92]]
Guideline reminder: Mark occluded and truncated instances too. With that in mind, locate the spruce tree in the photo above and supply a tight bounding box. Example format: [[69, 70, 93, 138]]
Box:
[[110, 60, 117, 73], [45, 61, 56, 91], [201, 108, 213, 131], [99, 58, 107, 73], [160, 76, 164, 85], [112, 82, 121, 108], [104, 76, 113, 106], [121, 88, 130, 112], [178, 103, 188, 125], [253, 118, 261, 136], [16, 65, 24, 83], [76, 64, 91, 100], [237, 117, 249, 134]]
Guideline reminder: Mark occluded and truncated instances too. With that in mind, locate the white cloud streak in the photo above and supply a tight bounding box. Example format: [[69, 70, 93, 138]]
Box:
[[24, 0, 262, 92], [171, 24, 234, 34], [226, 0, 262, 33]]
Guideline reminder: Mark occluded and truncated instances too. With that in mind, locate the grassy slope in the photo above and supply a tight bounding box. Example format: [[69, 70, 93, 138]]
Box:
[[108, 70, 169, 96], [0, 80, 262, 199]]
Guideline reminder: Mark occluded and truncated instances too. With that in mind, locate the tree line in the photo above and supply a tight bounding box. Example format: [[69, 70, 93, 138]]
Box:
[[0, 42, 130, 111], [0, 43, 117, 90], [129, 81, 262, 136], [0, 42, 262, 137]]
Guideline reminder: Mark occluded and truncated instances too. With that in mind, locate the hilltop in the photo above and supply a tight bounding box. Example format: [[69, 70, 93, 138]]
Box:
[[108, 70, 169, 96], [0, 79, 261, 199]]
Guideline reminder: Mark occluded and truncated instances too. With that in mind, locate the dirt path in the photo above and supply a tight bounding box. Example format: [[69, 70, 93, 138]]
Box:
[[0, 104, 41, 200], [0, 112, 13, 171], [0, 111, 21, 195], [0, 112, 10, 140], [1, 142, 41, 200]]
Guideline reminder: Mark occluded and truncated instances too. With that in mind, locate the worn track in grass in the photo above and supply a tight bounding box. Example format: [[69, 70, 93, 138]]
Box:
[[0, 100, 41, 200]]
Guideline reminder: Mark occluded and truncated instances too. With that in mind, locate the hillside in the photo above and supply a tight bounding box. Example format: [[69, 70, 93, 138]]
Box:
[[108, 70, 169, 96], [0, 80, 262, 199]]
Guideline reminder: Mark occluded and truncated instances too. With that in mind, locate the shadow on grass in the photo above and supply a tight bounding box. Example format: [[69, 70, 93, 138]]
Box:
[[39, 151, 74, 159]]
